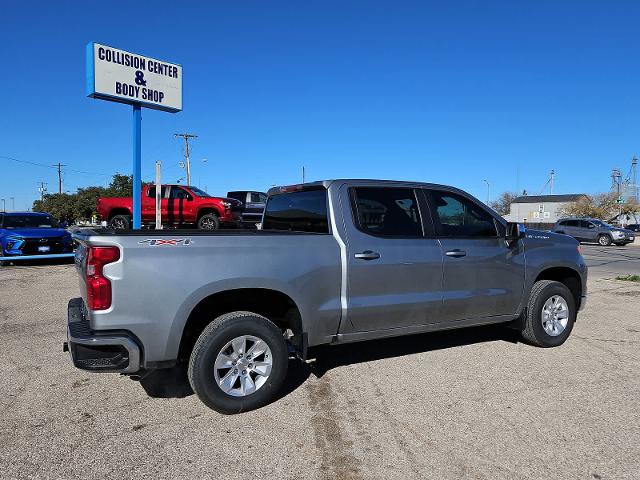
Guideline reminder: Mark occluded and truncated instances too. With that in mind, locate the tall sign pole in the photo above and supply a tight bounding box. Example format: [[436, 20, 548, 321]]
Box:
[[86, 42, 182, 229], [155, 160, 162, 229], [132, 105, 142, 228]]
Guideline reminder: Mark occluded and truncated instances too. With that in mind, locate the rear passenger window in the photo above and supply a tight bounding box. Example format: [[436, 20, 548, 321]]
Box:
[[262, 189, 329, 233], [428, 190, 497, 237], [351, 187, 423, 237]]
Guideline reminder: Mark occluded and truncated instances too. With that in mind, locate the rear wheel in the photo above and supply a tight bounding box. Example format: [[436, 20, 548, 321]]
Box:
[[520, 280, 576, 347], [197, 213, 220, 230], [109, 214, 131, 229], [188, 311, 288, 414], [598, 234, 612, 246]]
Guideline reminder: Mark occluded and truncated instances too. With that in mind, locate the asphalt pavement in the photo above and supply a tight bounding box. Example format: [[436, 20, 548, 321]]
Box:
[[1, 253, 639, 479], [580, 242, 640, 277]]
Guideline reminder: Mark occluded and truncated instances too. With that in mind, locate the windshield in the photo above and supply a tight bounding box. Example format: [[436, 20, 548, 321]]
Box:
[[188, 187, 211, 198], [2, 215, 58, 229]]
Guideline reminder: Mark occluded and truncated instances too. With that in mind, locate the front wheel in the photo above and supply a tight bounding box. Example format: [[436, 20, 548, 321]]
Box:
[[197, 213, 220, 230], [188, 311, 288, 414], [520, 280, 576, 347], [598, 234, 612, 246]]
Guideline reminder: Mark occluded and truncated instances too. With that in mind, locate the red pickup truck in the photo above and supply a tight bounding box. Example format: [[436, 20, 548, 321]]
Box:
[[97, 184, 243, 229]]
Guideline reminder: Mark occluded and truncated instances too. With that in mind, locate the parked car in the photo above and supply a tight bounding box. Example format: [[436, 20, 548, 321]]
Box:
[[0, 212, 74, 265], [96, 184, 243, 230], [552, 218, 635, 246], [66, 179, 587, 413], [626, 224, 640, 233], [226, 191, 267, 225]]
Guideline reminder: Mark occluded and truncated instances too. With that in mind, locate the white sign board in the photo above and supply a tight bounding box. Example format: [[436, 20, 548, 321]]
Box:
[[86, 42, 182, 112]]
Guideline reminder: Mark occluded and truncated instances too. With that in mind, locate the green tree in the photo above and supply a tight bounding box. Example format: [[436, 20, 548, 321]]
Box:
[[105, 174, 133, 197], [31, 174, 141, 223], [32, 193, 77, 222]]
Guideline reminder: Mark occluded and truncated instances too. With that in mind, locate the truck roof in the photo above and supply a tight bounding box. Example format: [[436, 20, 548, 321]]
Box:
[[267, 179, 458, 196]]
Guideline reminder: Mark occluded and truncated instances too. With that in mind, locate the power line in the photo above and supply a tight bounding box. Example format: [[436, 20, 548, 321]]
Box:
[[0, 155, 111, 177]]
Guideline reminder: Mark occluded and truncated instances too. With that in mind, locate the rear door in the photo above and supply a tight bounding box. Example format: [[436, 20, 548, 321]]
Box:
[[563, 219, 580, 239], [342, 186, 443, 331], [425, 189, 525, 322], [143, 186, 169, 223]]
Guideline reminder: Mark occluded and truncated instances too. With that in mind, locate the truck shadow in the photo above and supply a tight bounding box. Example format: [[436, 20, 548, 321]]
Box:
[[276, 323, 520, 402], [138, 324, 520, 403]]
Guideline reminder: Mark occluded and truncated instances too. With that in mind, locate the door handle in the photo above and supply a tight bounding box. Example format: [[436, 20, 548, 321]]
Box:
[[354, 250, 381, 260], [445, 249, 467, 258]]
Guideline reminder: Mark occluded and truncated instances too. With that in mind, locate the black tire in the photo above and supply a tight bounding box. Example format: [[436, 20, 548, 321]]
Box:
[[109, 214, 131, 229], [197, 213, 220, 230], [597, 234, 612, 246], [520, 280, 576, 347], [188, 311, 288, 414]]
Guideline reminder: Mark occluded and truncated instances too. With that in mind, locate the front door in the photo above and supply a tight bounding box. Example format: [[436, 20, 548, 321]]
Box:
[[167, 186, 193, 224], [425, 189, 525, 322], [343, 186, 443, 332]]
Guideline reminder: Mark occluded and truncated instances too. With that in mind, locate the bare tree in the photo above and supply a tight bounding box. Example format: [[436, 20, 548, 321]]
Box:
[[559, 192, 640, 220], [489, 191, 519, 216]]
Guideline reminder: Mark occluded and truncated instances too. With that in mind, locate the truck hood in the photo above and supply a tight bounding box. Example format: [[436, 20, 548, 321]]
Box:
[[1, 227, 70, 239]]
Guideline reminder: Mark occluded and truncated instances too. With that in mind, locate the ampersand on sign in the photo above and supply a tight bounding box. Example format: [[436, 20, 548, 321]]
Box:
[[134, 70, 147, 86]]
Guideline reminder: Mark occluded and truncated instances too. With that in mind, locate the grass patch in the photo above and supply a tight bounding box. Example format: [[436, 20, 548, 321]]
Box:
[[616, 274, 640, 282]]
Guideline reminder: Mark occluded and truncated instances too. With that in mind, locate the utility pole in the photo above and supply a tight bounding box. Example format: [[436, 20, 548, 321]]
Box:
[[37, 182, 47, 201], [10, 197, 14, 211], [302, 166, 306, 184], [549, 169, 555, 194], [53, 162, 66, 194], [1, 199, 4, 212], [174, 133, 197, 186]]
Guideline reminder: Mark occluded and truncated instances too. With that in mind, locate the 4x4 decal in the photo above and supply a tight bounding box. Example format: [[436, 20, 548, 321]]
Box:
[[138, 238, 192, 246]]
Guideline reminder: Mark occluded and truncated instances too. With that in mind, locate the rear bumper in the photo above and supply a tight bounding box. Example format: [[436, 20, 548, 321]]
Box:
[[65, 298, 141, 374]]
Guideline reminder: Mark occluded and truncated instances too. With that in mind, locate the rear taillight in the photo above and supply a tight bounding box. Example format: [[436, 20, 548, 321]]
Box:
[[86, 246, 120, 310]]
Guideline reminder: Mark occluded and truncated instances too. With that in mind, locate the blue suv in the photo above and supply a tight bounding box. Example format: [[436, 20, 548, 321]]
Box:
[[0, 212, 74, 265]]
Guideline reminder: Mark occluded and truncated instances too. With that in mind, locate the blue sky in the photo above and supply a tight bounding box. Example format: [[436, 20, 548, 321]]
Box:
[[2, 1, 640, 210]]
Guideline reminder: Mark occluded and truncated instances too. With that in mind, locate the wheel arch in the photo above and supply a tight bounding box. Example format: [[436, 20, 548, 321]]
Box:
[[176, 287, 304, 363], [108, 208, 132, 220], [534, 266, 583, 310], [196, 206, 222, 220]]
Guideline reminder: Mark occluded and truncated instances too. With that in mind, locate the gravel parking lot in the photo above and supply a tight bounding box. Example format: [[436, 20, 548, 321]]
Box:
[[1, 248, 639, 480]]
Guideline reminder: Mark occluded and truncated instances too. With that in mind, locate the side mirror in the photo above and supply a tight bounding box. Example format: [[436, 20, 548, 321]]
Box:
[[186, 195, 193, 201], [506, 222, 525, 241]]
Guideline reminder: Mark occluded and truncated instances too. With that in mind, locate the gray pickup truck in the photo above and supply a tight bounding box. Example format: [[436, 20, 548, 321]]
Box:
[[65, 179, 587, 413]]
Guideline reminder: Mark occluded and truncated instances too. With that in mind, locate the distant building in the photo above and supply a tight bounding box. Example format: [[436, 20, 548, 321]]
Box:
[[503, 194, 588, 224]]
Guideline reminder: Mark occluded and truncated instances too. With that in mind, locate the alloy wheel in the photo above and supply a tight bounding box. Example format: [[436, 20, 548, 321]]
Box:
[[213, 335, 273, 397], [541, 295, 569, 336]]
